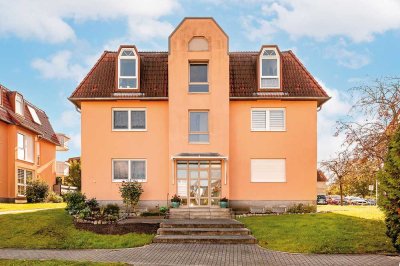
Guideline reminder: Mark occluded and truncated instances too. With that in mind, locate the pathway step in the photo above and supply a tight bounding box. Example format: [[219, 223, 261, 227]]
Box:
[[160, 219, 244, 228], [153, 235, 257, 244], [157, 227, 250, 236]]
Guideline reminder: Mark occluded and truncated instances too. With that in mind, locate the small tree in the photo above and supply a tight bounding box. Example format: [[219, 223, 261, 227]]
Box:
[[64, 160, 81, 190], [119, 181, 143, 215], [321, 151, 353, 205], [377, 127, 400, 251], [26, 179, 49, 203]]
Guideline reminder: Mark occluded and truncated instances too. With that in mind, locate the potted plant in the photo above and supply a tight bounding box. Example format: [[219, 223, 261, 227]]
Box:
[[220, 197, 228, 208], [171, 194, 181, 208]]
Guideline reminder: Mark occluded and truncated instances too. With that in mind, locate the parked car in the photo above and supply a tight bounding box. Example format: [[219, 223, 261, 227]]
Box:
[[327, 195, 341, 205], [317, 195, 327, 205], [366, 199, 376, 205]]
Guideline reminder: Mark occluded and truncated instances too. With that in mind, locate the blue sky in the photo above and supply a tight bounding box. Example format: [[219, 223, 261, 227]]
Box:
[[1, 0, 400, 161]]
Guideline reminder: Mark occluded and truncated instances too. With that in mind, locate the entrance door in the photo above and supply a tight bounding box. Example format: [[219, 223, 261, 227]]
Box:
[[176, 160, 222, 207]]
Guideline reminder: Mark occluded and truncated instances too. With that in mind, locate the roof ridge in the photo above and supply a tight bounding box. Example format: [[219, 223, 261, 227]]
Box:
[[286, 50, 329, 97]]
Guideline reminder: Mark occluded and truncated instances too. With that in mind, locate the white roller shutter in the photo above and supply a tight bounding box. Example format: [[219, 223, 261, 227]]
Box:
[[251, 108, 285, 131], [251, 159, 286, 182]]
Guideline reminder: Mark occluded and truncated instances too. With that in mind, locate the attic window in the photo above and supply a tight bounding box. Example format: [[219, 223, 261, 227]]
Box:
[[28, 106, 41, 125], [118, 48, 138, 89], [260, 48, 280, 89], [188, 37, 209, 51], [15, 94, 24, 116]]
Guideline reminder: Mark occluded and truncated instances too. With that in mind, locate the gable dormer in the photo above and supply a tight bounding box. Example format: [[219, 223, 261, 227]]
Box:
[[258, 45, 282, 91], [115, 45, 140, 90], [12, 92, 24, 116]]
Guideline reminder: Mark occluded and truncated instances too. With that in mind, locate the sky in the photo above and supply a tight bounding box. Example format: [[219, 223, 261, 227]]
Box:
[[1, 0, 400, 162]]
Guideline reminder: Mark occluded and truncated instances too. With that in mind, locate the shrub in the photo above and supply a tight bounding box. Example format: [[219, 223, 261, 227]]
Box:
[[46, 191, 63, 203], [119, 181, 143, 214], [26, 180, 49, 203], [378, 127, 400, 252], [287, 203, 316, 214], [86, 198, 100, 212], [159, 206, 168, 215], [102, 204, 120, 222], [142, 211, 161, 217], [64, 159, 81, 190], [64, 191, 86, 215]]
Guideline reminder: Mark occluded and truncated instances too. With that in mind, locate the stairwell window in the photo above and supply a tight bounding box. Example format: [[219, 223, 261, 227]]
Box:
[[189, 111, 209, 143], [260, 48, 280, 89], [17, 168, 33, 196], [118, 48, 138, 89], [189, 63, 208, 93], [251, 108, 285, 131], [15, 94, 24, 116]]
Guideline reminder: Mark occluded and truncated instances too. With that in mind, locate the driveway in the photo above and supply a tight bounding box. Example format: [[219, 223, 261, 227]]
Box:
[[0, 244, 398, 265]]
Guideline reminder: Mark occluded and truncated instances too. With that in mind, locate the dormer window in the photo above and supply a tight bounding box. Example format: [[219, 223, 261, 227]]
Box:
[[260, 47, 280, 89], [15, 94, 24, 116], [118, 48, 138, 89]]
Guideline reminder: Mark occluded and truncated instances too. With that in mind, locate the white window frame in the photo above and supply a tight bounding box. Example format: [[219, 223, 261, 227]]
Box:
[[27, 105, 41, 125], [189, 110, 209, 144], [17, 132, 34, 162], [112, 159, 147, 182], [189, 62, 209, 93], [17, 168, 34, 197], [118, 48, 138, 89], [250, 159, 286, 183], [15, 94, 24, 116], [260, 48, 280, 89], [112, 108, 147, 131], [251, 108, 286, 132]]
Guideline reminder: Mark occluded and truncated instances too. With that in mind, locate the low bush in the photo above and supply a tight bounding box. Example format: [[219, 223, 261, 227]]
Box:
[[287, 203, 316, 214], [119, 181, 143, 215], [26, 180, 49, 203], [64, 191, 86, 215], [159, 206, 168, 215], [46, 191, 63, 203]]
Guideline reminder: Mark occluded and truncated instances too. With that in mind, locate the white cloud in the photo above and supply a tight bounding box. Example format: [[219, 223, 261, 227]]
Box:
[[0, 0, 179, 43], [246, 0, 400, 43], [317, 79, 352, 161], [325, 41, 370, 69], [58, 109, 81, 129], [69, 132, 81, 150], [31, 51, 88, 82]]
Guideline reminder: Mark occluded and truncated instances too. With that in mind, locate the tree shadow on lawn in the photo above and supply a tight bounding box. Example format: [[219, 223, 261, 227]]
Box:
[[239, 212, 397, 254]]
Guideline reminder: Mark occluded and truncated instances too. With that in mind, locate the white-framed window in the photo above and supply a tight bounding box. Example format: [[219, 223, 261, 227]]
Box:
[[112, 159, 147, 182], [251, 108, 285, 131], [189, 63, 209, 93], [118, 48, 138, 89], [27, 106, 41, 125], [251, 159, 286, 183], [15, 94, 24, 116], [17, 133, 34, 162], [260, 48, 280, 89], [189, 111, 209, 143], [17, 168, 33, 196], [112, 108, 146, 131]]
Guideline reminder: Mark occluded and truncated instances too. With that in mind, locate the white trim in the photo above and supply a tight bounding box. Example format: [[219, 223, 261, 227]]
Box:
[[189, 111, 209, 143], [189, 62, 209, 93], [112, 159, 147, 183], [17, 168, 34, 197], [251, 108, 286, 132], [15, 93, 24, 116], [27, 105, 41, 125], [118, 48, 138, 90], [260, 47, 280, 89], [17, 132, 34, 163], [112, 108, 147, 131]]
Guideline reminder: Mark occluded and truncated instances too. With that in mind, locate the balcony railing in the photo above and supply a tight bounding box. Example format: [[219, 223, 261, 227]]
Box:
[[56, 161, 69, 177], [56, 133, 70, 151]]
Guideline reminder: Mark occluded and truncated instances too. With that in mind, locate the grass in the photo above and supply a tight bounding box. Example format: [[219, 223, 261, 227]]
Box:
[[0, 260, 126, 266], [0, 209, 153, 249], [239, 206, 395, 254], [0, 203, 66, 212]]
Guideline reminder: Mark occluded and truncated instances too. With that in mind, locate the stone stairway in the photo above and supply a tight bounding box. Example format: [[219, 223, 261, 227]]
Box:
[[153, 219, 257, 244], [168, 207, 232, 219]]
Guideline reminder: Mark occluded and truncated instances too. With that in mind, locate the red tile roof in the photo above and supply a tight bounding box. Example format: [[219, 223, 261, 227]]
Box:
[[0, 85, 60, 145], [70, 50, 329, 106]]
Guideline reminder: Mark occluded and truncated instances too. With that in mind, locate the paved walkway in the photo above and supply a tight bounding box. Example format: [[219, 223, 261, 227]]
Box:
[[0, 244, 399, 265]]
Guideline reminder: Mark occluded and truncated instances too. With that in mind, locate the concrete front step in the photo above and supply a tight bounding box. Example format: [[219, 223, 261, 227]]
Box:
[[153, 235, 257, 244], [160, 219, 244, 228], [157, 227, 250, 236], [169, 208, 233, 219]]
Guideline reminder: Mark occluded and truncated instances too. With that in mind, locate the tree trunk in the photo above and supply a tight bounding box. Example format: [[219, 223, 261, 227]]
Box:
[[339, 178, 344, 206]]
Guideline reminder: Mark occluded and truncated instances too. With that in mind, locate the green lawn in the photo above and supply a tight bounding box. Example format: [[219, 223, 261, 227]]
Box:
[[0, 209, 153, 249], [0, 260, 125, 266], [239, 206, 395, 254], [0, 203, 66, 212]]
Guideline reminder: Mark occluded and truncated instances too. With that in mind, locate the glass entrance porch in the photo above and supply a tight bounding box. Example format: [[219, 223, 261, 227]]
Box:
[[176, 160, 222, 207]]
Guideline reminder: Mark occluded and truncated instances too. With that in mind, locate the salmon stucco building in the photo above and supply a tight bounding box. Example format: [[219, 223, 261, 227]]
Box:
[[69, 17, 330, 210], [0, 85, 69, 202]]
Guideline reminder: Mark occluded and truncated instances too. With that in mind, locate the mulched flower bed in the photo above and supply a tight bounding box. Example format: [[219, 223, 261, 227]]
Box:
[[75, 222, 160, 235]]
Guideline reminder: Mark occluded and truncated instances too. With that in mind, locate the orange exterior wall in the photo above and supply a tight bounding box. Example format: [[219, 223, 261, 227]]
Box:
[[80, 101, 169, 202], [0, 122, 10, 198], [229, 100, 317, 201], [168, 18, 230, 197]]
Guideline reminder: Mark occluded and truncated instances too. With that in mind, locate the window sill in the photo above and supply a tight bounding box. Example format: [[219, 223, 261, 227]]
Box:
[[189, 142, 210, 145], [251, 129, 286, 132], [112, 179, 147, 183], [112, 129, 147, 132]]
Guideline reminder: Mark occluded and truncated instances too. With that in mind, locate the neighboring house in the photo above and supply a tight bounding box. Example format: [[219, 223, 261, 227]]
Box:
[[69, 18, 330, 209], [317, 170, 328, 196], [0, 85, 69, 202]]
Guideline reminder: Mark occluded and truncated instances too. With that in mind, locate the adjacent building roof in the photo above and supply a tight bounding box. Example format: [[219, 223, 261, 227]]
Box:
[[0, 85, 60, 145], [317, 170, 328, 182], [69, 50, 329, 106]]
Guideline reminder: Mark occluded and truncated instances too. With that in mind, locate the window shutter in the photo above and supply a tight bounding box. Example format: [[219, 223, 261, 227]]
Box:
[[269, 110, 285, 131], [251, 110, 266, 131], [251, 159, 286, 182]]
